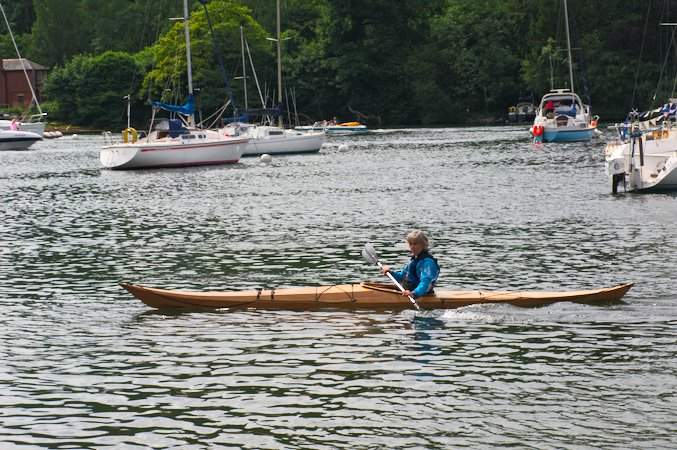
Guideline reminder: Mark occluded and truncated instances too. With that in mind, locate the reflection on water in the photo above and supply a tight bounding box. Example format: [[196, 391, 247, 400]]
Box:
[[0, 128, 675, 448]]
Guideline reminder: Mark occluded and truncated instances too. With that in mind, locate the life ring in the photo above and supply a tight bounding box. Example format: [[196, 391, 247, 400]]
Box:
[[122, 127, 138, 143], [532, 125, 544, 137]]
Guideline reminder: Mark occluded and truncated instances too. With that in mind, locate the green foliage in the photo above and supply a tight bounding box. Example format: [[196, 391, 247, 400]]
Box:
[[0, 1, 34, 34], [29, 0, 181, 66], [21, 0, 677, 125], [43, 51, 144, 128], [31, 0, 88, 66]]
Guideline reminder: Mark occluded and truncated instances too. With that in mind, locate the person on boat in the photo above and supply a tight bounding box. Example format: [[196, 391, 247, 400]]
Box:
[[544, 100, 555, 118], [10, 117, 18, 130], [381, 230, 440, 299]]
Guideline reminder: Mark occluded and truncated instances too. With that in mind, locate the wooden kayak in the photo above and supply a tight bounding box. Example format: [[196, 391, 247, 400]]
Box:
[[121, 281, 633, 311]]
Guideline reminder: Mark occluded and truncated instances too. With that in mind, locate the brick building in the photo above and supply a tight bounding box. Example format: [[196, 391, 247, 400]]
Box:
[[0, 58, 48, 109]]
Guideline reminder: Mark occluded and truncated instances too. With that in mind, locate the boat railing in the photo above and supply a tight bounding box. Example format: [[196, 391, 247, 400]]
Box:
[[24, 112, 47, 123], [609, 119, 675, 143], [102, 131, 116, 145]]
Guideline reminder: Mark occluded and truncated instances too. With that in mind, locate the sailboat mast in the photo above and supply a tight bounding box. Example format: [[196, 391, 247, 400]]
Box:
[[563, 0, 575, 94], [276, 0, 283, 127], [181, 0, 195, 125], [240, 26, 248, 109], [183, 0, 193, 96]]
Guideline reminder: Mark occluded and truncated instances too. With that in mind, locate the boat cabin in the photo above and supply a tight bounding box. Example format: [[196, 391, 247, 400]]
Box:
[[153, 118, 189, 139], [538, 90, 588, 118]]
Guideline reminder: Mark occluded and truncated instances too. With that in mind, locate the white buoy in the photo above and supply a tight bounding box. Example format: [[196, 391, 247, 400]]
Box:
[[338, 144, 349, 152], [260, 153, 272, 163], [71, 134, 79, 139]]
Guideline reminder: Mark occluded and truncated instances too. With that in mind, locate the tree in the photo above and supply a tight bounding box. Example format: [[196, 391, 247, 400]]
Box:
[[0, 0, 34, 35], [43, 51, 144, 128], [31, 0, 88, 66]]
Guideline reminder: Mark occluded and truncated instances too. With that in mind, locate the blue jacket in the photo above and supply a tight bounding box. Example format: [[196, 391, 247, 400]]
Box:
[[390, 251, 440, 298]]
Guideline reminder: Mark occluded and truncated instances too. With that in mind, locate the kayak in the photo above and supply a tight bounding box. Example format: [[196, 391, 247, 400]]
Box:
[[121, 281, 633, 311]]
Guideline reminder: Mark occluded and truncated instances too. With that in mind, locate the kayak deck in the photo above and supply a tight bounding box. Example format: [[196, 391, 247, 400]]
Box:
[[120, 282, 633, 311]]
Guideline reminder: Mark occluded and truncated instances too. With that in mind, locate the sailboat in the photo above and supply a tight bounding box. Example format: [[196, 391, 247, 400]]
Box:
[[0, 2, 46, 137], [605, 113, 677, 192], [220, 1, 324, 156], [100, 0, 247, 170], [530, 0, 597, 143], [604, 20, 677, 193]]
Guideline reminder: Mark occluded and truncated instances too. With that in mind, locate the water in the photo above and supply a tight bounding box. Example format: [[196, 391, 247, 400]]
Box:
[[1, 127, 675, 449]]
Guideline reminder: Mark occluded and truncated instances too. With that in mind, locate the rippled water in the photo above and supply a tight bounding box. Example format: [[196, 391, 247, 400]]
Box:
[[1, 127, 675, 449]]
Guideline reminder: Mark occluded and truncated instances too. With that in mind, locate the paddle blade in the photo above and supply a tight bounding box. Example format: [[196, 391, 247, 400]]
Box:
[[361, 243, 379, 265]]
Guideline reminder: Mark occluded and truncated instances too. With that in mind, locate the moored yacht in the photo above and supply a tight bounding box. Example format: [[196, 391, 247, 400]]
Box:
[[605, 105, 677, 193], [530, 0, 597, 143], [101, 118, 247, 170], [531, 90, 597, 142], [99, 0, 247, 170], [222, 123, 324, 156]]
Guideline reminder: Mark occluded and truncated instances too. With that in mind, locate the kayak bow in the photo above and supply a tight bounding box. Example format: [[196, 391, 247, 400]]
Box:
[[120, 282, 633, 311]]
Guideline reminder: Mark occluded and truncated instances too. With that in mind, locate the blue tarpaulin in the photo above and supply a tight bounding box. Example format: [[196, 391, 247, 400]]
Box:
[[152, 95, 195, 116]]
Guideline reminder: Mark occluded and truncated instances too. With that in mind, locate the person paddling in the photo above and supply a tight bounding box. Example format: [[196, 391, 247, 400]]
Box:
[[380, 229, 440, 299]]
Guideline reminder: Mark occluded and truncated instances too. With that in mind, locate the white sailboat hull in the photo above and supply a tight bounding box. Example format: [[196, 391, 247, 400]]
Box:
[[100, 134, 247, 170], [244, 132, 323, 156], [224, 124, 324, 156]]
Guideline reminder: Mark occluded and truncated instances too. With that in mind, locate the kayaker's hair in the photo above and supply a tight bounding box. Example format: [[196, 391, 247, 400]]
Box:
[[406, 229, 429, 249]]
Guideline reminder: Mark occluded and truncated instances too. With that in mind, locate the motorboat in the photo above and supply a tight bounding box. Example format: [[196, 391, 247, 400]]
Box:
[[508, 101, 536, 123], [0, 129, 42, 150], [531, 90, 597, 142], [296, 121, 369, 136]]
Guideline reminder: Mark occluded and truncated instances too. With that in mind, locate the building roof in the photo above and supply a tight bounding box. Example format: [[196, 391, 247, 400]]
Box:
[[2, 58, 49, 71]]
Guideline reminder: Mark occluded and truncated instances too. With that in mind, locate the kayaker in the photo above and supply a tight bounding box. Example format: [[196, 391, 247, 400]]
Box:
[[381, 230, 440, 299]]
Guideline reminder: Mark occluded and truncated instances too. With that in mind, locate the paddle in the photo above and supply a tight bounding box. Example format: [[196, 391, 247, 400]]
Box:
[[362, 243, 422, 312]]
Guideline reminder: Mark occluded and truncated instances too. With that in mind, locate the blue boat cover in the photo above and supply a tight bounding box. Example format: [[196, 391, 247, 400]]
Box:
[[152, 95, 195, 116], [168, 119, 187, 138]]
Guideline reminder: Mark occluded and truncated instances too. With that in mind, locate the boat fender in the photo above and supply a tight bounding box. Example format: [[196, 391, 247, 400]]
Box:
[[122, 127, 138, 143], [591, 116, 599, 128], [532, 125, 544, 137]]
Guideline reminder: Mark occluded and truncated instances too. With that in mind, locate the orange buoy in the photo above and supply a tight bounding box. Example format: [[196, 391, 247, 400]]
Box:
[[532, 125, 544, 137]]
